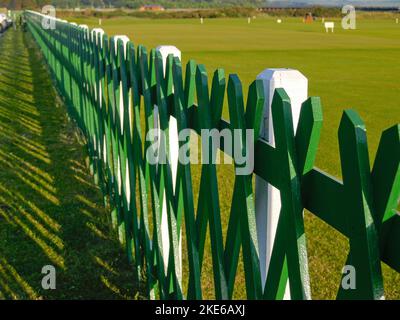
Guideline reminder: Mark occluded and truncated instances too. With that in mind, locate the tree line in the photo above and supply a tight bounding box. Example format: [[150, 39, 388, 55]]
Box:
[[1, 0, 268, 10]]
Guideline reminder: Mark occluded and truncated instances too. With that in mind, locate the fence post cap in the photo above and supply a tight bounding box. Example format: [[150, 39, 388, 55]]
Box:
[[113, 35, 130, 56], [91, 27, 104, 34], [156, 45, 181, 54], [257, 68, 308, 82], [156, 45, 181, 60], [156, 45, 181, 74], [92, 28, 105, 46]]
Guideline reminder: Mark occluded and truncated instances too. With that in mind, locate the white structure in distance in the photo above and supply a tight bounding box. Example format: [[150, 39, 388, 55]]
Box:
[[324, 21, 335, 33]]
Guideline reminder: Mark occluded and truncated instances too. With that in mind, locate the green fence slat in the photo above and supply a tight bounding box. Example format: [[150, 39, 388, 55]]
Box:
[[195, 64, 229, 300], [172, 57, 202, 300], [372, 125, 400, 271], [154, 51, 183, 299], [138, 45, 163, 299], [227, 75, 263, 299], [336, 110, 384, 300]]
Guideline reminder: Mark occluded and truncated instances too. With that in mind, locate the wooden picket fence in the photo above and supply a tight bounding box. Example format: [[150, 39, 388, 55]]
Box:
[[24, 10, 400, 300]]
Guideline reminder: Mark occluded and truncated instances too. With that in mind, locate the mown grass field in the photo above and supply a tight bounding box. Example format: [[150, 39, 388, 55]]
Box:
[[72, 16, 400, 178], [68, 16, 400, 299], [1, 14, 399, 300]]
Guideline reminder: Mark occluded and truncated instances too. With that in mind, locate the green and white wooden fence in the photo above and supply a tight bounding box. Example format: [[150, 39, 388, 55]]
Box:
[[24, 10, 400, 300]]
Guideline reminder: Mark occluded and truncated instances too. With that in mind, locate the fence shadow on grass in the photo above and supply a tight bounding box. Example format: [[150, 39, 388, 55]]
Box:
[[0, 29, 144, 299]]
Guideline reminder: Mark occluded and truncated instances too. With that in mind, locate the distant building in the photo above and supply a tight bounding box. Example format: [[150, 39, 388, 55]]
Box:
[[258, 7, 303, 12], [139, 5, 165, 12]]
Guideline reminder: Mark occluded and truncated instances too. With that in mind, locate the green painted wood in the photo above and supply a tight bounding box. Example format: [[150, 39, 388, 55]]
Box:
[[154, 51, 183, 299], [372, 125, 400, 271], [224, 78, 265, 299], [336, 110, 384, 300], [171, 57, 202, 300], [195, 67, 225, 275], [227, 75, 264, 299], [138, 46, 163, 299], [126, 41, 143, 282], [260, 89, 311, 300], [24, 10, 400, 301], [196, 64, 229, 300]]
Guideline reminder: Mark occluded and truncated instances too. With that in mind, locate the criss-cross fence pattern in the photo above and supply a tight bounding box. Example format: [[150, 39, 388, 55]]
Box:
[[24, 10, 400, 300]]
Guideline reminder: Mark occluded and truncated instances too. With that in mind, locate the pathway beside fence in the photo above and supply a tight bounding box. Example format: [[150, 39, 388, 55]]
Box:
[[0, 28, 141, 299]]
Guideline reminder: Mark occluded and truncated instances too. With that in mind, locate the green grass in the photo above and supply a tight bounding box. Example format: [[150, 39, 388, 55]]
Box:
[[70, 16, 400, 299], [1, 15, 399, 300], [74, 16, 400, 175], [0, 29, 144, 299]]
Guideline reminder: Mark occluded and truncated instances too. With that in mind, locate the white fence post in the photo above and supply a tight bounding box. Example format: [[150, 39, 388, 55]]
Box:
[[112, 35, 130, 242], [92, 28, 105, 183], [255, 68, 308, 299], [155, 45, 182, 282]]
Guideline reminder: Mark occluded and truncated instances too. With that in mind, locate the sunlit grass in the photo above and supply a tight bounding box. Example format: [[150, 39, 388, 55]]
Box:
[[0, 29, 143, 299]]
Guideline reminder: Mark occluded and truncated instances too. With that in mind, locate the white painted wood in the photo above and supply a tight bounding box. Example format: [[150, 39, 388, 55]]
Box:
[[324, 22, 335, 33], [255, 68, 308, 299], [155, 46, 182, 281], [91, 28, 106, 170], [113, 36, 130, 211], [114, 35, 129, 135], [79, 24, 89, 31], [92, 28, 106, 165], [91, 28, 104, 46], [113, 35, 129, 56], [155, 45, 181, 192]]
